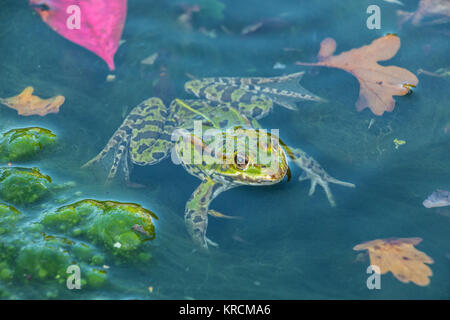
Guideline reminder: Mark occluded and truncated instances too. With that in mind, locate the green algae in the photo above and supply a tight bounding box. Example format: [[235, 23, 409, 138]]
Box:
[[0, 198, 158, 298], [40, 199, 158, 261], [0, 127, 57, 163], [0, 214, 107, 295], [0, 203, 22, 235], [14, 235, 107, 289], [0, 167, 52, 206]]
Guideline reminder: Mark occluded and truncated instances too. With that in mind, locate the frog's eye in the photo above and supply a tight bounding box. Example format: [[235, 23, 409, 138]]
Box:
[[234, 153, 249, 170]]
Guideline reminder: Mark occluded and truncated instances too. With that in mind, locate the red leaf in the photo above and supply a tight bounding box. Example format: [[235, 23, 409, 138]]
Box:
[[29, 0, 127, 70]]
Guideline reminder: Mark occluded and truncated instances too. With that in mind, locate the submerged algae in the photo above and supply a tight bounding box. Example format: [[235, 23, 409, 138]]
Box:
[[40, 199, 158, 261], [0, 198, 158, 297], [0, 167, 52, 205], [0, 203, 22, 235], [15, 235, 107, 289], [0, 127, 56, 163], [0, 205, 87, 291]]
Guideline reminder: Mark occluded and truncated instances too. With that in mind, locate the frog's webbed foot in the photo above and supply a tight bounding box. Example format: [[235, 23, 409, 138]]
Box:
[[290, 148, 355, 206], [206, 237, 219, 248], [298, 170, 355, 207], [82, 124, 132, 184]]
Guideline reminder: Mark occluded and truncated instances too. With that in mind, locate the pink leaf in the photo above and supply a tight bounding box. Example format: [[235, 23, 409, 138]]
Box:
[[29, 0, 127, 70]]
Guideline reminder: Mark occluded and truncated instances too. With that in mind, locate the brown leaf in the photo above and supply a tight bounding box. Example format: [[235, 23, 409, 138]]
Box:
[[0, 87, 65, 116], [297, 35, 419, 116], [317, 37, 337, 60], [353, 237, 434, 286]]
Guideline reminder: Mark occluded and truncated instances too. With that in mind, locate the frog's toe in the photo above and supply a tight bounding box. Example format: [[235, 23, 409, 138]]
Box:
[[308, 179, 317, 196], [326, 176, 356, 189], [298, 171, 308, 181], [317, 179, 336, 207], [81, 159, 95, 168], [305, 175, 336, 206], [206, 237, 219, 248], [208, 209, 242, 220]]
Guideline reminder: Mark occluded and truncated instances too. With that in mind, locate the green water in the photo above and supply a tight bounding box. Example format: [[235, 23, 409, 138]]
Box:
[[0, 0, 449, 299]]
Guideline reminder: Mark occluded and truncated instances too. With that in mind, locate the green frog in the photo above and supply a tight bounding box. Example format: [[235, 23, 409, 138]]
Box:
[[83, 72, 354, 249]]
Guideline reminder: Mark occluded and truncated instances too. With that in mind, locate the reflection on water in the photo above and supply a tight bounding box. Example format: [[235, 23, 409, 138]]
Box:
[[0, 0, 449, 299]]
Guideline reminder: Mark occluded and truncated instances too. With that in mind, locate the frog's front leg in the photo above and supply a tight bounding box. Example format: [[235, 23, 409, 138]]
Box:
[[287, 147, 355, 206], [185, 179, 230, 250]]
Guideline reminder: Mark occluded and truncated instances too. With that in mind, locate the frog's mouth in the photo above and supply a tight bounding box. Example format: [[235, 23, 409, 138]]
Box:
[[231, 152, 290, 186]]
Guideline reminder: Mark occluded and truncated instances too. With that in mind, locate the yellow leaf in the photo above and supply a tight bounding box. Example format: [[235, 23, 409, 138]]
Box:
[[0, 87, 65, 116], [354, 237, 434, 286]]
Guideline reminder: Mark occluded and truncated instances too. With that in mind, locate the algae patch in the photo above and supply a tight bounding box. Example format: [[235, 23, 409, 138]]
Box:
[[0, 199, 158, 298], [40, 199, 158, 261], [0, 167, 52, 206], [0, 127, 56, 163]]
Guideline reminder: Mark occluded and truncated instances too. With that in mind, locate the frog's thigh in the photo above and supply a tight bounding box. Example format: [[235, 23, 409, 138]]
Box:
[[130, 138, 173, 165]]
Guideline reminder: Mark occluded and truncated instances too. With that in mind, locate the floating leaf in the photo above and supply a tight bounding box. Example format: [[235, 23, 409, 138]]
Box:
[[297, 35, 419, 115], [353, 237, 434, 286], [383, 0, 404, 6], [0, 87, 65, 116], [241, 22, 263, 35], [141, 53, 159, 65], [423, 189, 450, 208], [29, 0, 127, 70], [397, 0, 450, 27]]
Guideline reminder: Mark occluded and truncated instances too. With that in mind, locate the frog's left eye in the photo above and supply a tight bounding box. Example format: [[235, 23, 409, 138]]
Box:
[[234, 153, 249, 170]]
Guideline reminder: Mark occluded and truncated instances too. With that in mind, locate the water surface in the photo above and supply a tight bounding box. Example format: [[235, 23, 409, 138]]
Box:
[[0, 0, 449, 299]]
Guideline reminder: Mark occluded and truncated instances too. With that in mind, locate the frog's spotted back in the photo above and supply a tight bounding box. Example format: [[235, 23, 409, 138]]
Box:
[[170, 99, 252, 129]]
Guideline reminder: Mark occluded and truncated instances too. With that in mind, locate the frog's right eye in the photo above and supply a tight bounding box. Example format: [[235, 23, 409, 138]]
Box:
[[234, 153, 249, 170]]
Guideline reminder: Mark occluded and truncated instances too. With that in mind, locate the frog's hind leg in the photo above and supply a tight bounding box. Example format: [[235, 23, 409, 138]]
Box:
[[286, 147, 355, 206], [83, 97, 174, 183], [213, 72, 325, 109], [185, 179, 230, 250], [128, 98, 177, 167], [82, 121, 130, 169], [249, 72, 326, 108]]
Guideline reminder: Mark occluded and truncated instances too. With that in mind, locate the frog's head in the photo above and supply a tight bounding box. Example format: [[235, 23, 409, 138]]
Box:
[[181, 128, 289, 186], [184, 79, 207, 98]]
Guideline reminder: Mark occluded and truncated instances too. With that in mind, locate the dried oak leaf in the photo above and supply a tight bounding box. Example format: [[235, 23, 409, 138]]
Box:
[[297, 35, 419, 116], [0, 87, 65, 116], [353, 237, 434, 286]]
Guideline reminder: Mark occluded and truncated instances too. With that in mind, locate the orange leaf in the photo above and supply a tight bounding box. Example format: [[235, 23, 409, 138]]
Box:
[[0, 87, 65, 116], [297, 35, 419, 116], [353, 237, 434, 286]]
